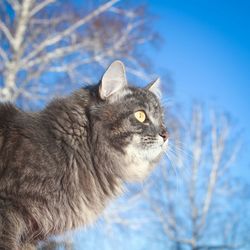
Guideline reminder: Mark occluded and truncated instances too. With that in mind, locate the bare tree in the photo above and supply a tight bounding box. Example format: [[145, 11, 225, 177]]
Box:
[[146, 105, 245, 250], [0, 0, 158, 108]]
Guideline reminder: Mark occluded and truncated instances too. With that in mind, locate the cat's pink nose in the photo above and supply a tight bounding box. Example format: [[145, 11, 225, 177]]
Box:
[[159, 130, 169, 142]]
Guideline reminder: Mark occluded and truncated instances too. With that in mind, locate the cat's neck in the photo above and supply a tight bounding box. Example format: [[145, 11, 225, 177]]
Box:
[[41, 90, 124, 227]]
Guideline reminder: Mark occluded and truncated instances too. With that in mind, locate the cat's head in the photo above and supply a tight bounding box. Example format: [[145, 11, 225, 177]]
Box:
[[90, 60, 168, 182]]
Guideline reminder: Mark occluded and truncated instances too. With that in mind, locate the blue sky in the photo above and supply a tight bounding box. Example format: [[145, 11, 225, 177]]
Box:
[[147, 0, 250, 177]]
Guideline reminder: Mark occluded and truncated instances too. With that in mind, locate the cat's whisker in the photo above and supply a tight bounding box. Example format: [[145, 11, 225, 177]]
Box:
[[164, 140, 192, 181], [161, 99, 175, 109], [163, 151, 183, 193], [168, 139, 193, 160]]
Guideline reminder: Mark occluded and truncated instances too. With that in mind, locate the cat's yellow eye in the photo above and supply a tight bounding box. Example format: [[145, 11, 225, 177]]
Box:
[[134, 111, 146, 123]]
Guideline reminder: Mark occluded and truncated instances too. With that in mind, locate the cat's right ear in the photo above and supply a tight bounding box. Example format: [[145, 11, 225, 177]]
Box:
[[99, 60, 127, 100], [146, 78, 162, 99]]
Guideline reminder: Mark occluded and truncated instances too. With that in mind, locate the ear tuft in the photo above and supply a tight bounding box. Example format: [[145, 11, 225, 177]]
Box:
[[146, 77, 162, 99], [99, 60, 127, 99]]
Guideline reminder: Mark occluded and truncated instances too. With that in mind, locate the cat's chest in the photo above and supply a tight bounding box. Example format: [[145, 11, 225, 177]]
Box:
[[57, 163, 105, 229]]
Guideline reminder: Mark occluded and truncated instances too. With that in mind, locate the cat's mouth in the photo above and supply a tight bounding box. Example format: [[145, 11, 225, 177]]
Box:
[[136, 135, 167, 158]]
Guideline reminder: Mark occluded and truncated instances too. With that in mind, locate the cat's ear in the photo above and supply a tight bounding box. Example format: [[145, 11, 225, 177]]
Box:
[[146, 78, 161, 99], [99, 60, 127, 100]]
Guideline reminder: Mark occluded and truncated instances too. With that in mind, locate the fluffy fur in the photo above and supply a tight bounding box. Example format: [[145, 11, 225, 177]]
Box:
[[0, 61, 168, 249]]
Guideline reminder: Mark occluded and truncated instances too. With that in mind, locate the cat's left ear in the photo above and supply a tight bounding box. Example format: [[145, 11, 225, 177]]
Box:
[[99, 60, 127, 100], [146, 78, 161, 99]]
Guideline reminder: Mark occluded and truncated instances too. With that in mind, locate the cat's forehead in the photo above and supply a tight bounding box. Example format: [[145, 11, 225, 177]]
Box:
[[125, 87, 161, 111], [105, 85, 163, 121]]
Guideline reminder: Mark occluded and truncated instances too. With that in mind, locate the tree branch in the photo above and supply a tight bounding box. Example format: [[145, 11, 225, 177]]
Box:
[[12, 0, 34, 52], [6, 0, 20, 13], [22, 41, 90, 69], [196, 243, 243, 250], [29, 0, 55, 18], [24, 0, 120, 63], [199, 111, 228, 231], [0, 47, 9, 62], [0, 20, 14, 46], [189, 106, 202, 241]]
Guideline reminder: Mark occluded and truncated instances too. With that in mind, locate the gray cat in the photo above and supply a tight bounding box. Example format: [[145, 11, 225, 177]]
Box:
[[0, 61, 168, 249]]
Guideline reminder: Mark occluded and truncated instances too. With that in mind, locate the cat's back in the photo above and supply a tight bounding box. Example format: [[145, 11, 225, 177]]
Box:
[[0, 102, 20, 127], [0, 102, 48, 174], [0, 102, 41, 139], [0, 103, 20, 148]]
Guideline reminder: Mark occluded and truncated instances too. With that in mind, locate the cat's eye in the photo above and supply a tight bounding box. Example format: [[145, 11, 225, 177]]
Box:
[[134, 111, 146, 123]]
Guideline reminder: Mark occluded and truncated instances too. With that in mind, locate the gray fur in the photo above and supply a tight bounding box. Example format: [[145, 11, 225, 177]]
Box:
[[0, 61, 168, 249]]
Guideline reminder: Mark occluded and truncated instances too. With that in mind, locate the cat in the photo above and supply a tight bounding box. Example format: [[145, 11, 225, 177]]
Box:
[[0, 60, 168, 249]]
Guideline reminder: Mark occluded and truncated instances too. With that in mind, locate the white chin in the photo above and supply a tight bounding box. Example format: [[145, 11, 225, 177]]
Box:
[[124, 144, 163, 182]]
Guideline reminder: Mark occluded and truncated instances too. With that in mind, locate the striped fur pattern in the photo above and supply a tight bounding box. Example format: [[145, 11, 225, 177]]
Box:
[[0, 61, 168, 249]]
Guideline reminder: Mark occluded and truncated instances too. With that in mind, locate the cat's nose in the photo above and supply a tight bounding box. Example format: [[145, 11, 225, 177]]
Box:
[[159, 129, 169, 142]]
